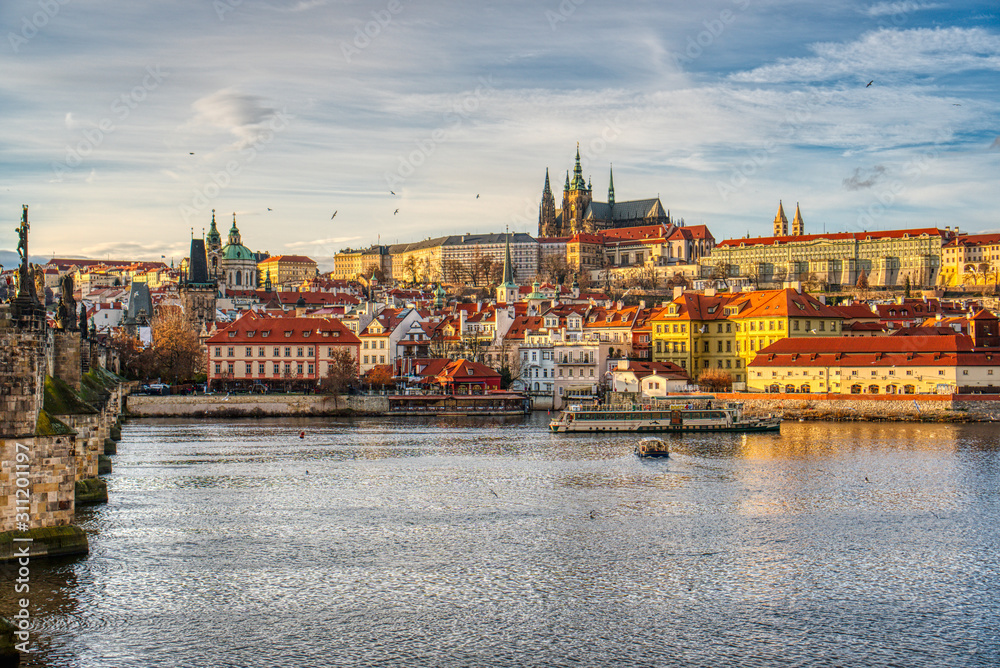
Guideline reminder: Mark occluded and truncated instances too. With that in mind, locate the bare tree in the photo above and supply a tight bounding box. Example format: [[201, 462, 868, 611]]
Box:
[[318, 348, 359, 408]]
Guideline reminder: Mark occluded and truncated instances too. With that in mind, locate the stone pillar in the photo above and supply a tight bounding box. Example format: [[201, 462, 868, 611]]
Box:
[[50, 329, 83, 392]]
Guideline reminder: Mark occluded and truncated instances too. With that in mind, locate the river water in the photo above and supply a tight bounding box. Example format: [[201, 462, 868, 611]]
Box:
[[3, 415, 999, 667]]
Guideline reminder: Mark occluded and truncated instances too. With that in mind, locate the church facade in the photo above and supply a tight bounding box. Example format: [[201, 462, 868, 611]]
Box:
[[538, 145, 671, 238]]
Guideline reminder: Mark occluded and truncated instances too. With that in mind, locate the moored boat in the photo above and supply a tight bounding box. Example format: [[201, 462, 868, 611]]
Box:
[[549, 397, 780, 434]]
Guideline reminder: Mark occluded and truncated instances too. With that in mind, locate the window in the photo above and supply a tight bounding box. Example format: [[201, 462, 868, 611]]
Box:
[[380, 340, 385, 349], [589, 369, 594, 377], [680, 342, 686, 353], [274, 347, 280, 356], [726, 323, 731, 333], [273, 362, 280, 374], [718, 324, 723, 333], [297, 363, 304, 374], [532, 352, 537, 361], [244, 362, 252, 375], [750, 322, 756, 332], [363, 355, 369, 364], [308, 363, 315, 375], [258, 347, 265, 357], [258, 363, 265, 374], [819, 322, 825, 331], [963, 370, 969, 376], [938, 370, 945, 376], [227, 363, 234, 374], [227, 347, 234, 357], [768, 321, 774, 331], [363, 341, 369, 349], [906, 370, 912, 376], [307, 347, 314, 356], [568, 369, 573, 377], [672, 324, 678, 333], [793, 320, 799, 331], [380, 355, 385, 363], [215, 347, 221, 357], [680, 324, 686, 333], [245, 347, 253, 357], [778, 321, 784, 330], [285, 347, 292, 357], [214, 363, 221, 374]]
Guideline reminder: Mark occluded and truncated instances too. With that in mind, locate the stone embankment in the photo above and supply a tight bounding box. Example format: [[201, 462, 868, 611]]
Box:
[[717, 393, 1000, 422], [126, 394, 388, 418]]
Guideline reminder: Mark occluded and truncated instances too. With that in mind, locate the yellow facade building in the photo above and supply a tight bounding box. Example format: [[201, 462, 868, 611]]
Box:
[[939, 233, 1000, 287], [257, 255, 317, 290]]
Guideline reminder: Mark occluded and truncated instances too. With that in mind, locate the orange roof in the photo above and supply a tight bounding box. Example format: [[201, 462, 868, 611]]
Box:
[[206, 310, 360, 345], [716, 227, 950, 249], [667, 225, 713, 241]]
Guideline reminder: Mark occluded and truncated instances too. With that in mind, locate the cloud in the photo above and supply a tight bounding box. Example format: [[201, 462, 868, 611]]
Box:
[[189, 89, 284, 150], [863, 2, 944, 17], [731, 28, 1000, 83], [843, 165, 887, 190]]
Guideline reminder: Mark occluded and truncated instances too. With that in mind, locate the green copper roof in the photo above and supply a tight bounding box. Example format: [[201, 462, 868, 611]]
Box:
[[222, 243, 253, 260]]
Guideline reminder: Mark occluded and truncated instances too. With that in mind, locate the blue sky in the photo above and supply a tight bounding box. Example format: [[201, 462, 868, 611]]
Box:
[[1, 0, 997, 265]]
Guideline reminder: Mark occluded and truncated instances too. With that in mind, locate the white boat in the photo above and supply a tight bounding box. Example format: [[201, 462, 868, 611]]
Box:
[[549, 399, 781, 434]]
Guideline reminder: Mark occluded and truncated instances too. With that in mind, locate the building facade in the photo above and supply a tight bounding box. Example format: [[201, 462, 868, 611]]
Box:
[[257, 255, 318, 290]]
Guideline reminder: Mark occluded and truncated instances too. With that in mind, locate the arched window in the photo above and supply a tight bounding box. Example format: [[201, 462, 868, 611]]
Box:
[[868, 384, 880, 394], [903, 385, 915, 394], [784, 384, 796, 393], [800, 384, 811, 393], [235, 272, 241, 286], [850, 384, 862, 394]]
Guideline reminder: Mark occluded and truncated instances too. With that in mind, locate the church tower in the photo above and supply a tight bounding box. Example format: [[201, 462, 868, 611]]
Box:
[[773, 201, 788, 237], [561, 143, 592, 236], [792, 202, 805, 236], [206, 210, 222, 278], [538, 168, 557, 237], [608, 165, 615, 207]]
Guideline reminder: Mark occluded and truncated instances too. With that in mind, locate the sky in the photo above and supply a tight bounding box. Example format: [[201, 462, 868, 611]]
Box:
[[1, 0, 998, 267]]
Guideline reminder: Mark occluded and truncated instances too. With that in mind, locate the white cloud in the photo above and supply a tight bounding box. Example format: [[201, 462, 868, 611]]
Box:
[[863, 2, 945, 18], [188, 89, 285, 150], [731, 28, 1000, 83]]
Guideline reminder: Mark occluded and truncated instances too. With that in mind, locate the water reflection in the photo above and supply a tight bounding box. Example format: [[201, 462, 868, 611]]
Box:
[[2, 415, 998, 667]]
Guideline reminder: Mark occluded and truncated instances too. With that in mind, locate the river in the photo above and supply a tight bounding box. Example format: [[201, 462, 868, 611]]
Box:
[[3, 415, 999, 667]]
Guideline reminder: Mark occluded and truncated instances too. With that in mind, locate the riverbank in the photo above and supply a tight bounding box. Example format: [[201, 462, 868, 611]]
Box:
[[715, 392, 1000, 422]]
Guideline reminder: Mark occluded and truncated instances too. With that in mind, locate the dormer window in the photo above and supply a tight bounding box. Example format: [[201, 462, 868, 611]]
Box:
[[262, 331, 270, 337], [285, 331, 292, 337], [246, 331, 256, 337]]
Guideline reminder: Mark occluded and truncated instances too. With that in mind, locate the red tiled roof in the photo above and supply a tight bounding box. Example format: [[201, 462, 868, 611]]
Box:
[[259, 255, 316, 264], [206, 310, 360, 345], [716, 227, 950, 249]]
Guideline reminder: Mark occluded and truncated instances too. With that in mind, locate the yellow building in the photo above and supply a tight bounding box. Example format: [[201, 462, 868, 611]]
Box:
[[651, 288, 844, 383], [333, 245, 392, 281], [747, 335, 999, 394], [257, 255, 317, 290], [939, 233, 1000, 287]]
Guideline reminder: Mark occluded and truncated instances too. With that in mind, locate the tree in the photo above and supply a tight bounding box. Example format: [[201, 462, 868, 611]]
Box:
[[402, 256, 420, 284], [107, 328, 153, 380], [855, 269, 870, 301], [318, 348, 358, 407], [365, 364, 394, 389], [903, 275, 911, 298], [697, 368, 732, 392], [540, 254, 572, 285], [150, 306, 203, 384], [362, 262, 385, 283]]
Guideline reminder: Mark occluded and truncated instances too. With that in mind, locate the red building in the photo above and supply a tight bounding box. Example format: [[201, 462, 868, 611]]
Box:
[[206, 310, 360, 391]]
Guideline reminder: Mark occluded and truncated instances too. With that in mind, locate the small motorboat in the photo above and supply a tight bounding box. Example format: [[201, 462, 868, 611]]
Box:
[[636, 437, 669, 458]]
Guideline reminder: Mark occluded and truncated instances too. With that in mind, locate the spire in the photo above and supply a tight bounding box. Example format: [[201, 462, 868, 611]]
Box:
[[608, 165, 615, 206], [543, 168, 552, 195], [571, 142, 586, 190], [502, 227, 515, 286], [206, 209, 221, 250], [773, 201, 788, 237], [564, 170, 570, 191], [264, 269, 272, 293], [228, 212, 241, 245], [792, 202, 804, 236]]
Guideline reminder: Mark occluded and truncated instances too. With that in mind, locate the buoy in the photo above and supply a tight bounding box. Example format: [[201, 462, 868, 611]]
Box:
[[299, 431, 305, 439]]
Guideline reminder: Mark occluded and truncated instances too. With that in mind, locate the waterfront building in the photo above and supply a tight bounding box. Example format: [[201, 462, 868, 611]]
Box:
[[747, 334, 1000, 394], [609, 359, 692, 395], [358, 307, 424, 373], [651, 287, 843, 384], [538, 148, 671, 237], [206, 310, 360, 391], [705, 226, 955, 289], [257, 254, 317, 291], [550, 339, 618, 408]]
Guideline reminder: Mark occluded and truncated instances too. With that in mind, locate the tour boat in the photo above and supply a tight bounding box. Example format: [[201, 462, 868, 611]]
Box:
[[549, 400, 781, 434], [635, 437, 670, 458]]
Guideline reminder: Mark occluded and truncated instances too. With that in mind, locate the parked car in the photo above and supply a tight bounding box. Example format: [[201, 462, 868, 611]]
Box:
[[147, 383, 169, 395], [250, 383, 269, 395]]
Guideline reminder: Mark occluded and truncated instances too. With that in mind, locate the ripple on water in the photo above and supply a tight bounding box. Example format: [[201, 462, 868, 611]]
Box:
[[5, 416, 999, 667]]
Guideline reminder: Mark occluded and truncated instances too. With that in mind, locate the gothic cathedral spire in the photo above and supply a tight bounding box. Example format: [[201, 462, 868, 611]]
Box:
[[539, 168, 557, 237], [608, 165, 615, 206]]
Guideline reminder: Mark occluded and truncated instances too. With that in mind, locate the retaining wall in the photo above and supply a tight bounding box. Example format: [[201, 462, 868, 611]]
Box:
[[126, 394, 389, 418], [715, 392, 1000, 421]]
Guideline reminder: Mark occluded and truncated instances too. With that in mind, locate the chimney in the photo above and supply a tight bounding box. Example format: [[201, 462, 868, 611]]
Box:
[[673, 286, 684, 299], [638, 299, 646, 310], [704, 287, 716, 297]]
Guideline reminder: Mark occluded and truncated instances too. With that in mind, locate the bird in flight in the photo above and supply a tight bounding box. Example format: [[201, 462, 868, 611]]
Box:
[[953, 103, 962, 106], [394, 209, 399, 215], [476, 194, 480, 199], [331, 210, 338, 220], [866, 80, 873, 87], [189, 152, 195, 155], [267, 207, 272, 211], [390, 190, 396, 196]]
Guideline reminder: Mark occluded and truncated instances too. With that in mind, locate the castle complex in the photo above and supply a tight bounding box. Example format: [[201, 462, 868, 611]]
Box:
[[538, 145, 671, 237]]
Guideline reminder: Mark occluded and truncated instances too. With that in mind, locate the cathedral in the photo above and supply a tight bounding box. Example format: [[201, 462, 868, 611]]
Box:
[[538, 145, 671, 237], [772, 201, 805, 237]]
